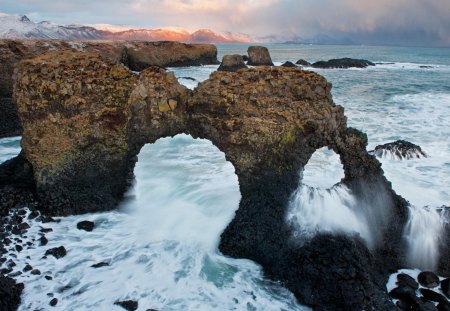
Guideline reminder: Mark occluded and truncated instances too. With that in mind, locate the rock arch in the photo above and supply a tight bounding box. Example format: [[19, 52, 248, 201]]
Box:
[[12, 51, 415, 310]]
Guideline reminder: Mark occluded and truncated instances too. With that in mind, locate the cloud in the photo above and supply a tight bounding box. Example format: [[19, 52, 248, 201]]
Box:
[[1, 0, 449, 46]]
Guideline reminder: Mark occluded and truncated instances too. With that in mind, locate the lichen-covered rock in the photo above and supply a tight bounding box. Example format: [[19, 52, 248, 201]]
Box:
[[10, 51, 418, 310], [247, 46, 274, 66], [217, 54, 247, 72], [0, 39, 218, 137]]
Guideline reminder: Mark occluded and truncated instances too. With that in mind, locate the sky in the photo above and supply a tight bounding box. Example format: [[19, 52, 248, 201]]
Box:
[[1, 0, 450, 47]]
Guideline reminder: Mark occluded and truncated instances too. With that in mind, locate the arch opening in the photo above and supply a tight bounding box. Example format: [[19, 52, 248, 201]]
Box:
[[286, 147, 374, 247]]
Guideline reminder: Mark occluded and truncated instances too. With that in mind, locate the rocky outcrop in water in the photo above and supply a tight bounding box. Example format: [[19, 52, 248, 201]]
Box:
[[217, 54, 247, 72], [312, 58, 375, 69], [281, 61, 297, 67], [0, 39, 218, 137], [247, 46, 274, 66], [6, 50, 448, 310], [369, 140, 427, 159], [296, 59, 311, 66], [0, 276, 23, 311]]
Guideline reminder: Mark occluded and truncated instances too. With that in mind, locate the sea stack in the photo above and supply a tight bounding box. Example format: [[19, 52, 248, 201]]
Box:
[[218, 54, 247, 72], [247, 46, 274, 66]]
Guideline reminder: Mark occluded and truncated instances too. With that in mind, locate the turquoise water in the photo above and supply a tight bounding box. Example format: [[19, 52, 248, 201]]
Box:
[[1, 44, 449, 310]]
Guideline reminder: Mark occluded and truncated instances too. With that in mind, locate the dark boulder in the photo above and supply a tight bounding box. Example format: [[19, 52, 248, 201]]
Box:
[[217, 54, 247, 72], [247, 46, 274, 66], [39, 235, 48, 246], [295, 59, 311, 66], [437, 301, 450, 311], [0, 276, 24, 311], [369, 140, 427, 160], [49, 298, 58, 306], [114, 300, 138, 311], [242, 54, 249, 62], [441, 278, 450, 298], [45, 246, 67, 259], [77, 220, 95, 232], [398, 273, 419, 289], [415, 301, 439, 311], [281, 61, 297, 68], [418, 271, 440, 288], [420, 288, 447, 303], [312, 58, 375, 69], [390, 285, 421, 307]]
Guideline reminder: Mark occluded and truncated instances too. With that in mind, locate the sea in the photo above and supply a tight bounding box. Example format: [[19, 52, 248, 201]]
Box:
[[0, 44, 449, 310]]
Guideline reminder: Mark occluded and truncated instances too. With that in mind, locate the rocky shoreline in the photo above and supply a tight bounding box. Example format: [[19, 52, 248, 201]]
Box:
[[0, 45, 449, 310]]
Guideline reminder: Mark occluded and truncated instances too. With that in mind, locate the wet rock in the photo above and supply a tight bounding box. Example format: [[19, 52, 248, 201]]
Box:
[[390, 286, 420, 306], [77, 220, 95, 232], [296, 59, 311, 66], [23, 264, 32, 272], [418, 271, 440, 288], [39, 235, 48, 246], [420, 288, 447, 303], [91, 262, 109, 268], [15, 244, 22, 252], [437, 301, 450, 311], [45, 246, 67, 259], [40, 227, 53, 233], [441, 278, 450, 298], [0, 276, 24, 311], [218, 54, 247, 72], [18, 222, 29, 230], [311, 58, 375, 69], [420, 65, 434, 69], [242, 54, 249, 62], [415, 301, 439, 311], [30, 269, 41, 275], [397, 273, 419, 290], [45, 275, 53, 280], [28, 210, 39, 219], [179, 76, 196, 81], [247, 46, 274, 66], [369, 140, 427, 159], [114, 300, 138, 311], [281, 61, 297, 67], [49, 298, 58, 306], [8, 271, 22, 277], [0, 98, 22, 138]]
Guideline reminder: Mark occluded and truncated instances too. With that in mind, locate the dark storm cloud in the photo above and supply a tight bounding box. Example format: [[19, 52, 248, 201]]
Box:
[[1, 0, 449, 46]]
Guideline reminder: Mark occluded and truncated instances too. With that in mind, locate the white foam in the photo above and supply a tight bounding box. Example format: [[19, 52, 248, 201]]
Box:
[[0, 136, 21, 163]]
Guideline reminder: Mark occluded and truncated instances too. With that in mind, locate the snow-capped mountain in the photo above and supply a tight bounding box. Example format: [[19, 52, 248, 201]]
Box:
[[0, 13, 102, 39], [0, 13, 253, 43]]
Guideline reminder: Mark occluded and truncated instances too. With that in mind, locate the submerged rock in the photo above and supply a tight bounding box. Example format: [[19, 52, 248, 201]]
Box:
[[312, 58, 375, 69], [218, 54, 247, 72], [247, 46, 274, 66], [397, 273, 419, 290], [114, 300, 138, 311], [77, 220, 95, 232], [0, 276, 24, 311], [91, 262, 109, 268], [369, 140, 427, 159]]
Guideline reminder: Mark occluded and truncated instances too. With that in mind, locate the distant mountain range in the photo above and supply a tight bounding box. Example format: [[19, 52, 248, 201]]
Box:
[[0, 13, 253, 43]]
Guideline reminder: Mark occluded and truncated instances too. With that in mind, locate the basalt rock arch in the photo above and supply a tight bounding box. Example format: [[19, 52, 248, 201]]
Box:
[[10, 50, 423, 310]]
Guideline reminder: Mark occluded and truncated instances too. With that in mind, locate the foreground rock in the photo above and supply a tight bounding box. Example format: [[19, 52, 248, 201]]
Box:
[[114, 300, 138, 311], [7, 50, 445, 310], [247, 46, 274, 66], [369, 140, 427, 159], [0, 276, 23, 311], [0, 39, 218, 137], [77, 220, 95, 232], [312, 58, 375, 69], [45, 246, 67, 259], [217, 54, 247, 72]]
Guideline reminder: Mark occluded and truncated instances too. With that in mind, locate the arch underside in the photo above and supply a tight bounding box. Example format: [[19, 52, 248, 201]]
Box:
[[10, 51, 434, 310]]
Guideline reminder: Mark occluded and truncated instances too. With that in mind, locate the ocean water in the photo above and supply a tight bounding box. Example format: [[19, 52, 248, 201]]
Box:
[[1, 44, 449, 310]]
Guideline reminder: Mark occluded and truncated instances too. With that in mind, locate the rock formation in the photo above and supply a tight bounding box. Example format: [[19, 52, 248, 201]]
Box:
[[0, 276, 23, 311], [0, 39, 218, 137], [247, 46, 274, 66], [5, 50, 448, 310], [217, 54, 247, 72], [369, 140, 427, 159], [312, 58, 375, 69], [281, 61, 297, 67], [296, 59, 311, 66]]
